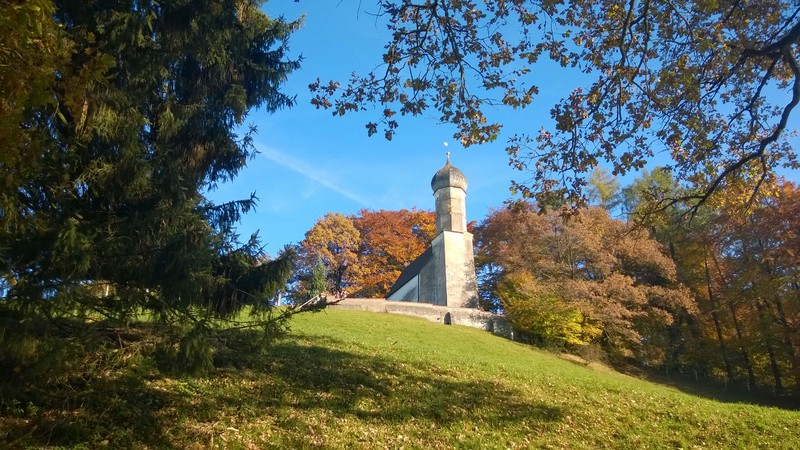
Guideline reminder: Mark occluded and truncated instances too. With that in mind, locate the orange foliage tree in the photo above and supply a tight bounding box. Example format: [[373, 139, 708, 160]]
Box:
[[351, 209, 436, 297], [475, 202, 695, 363], [625, 171, 800, 395], [295, 209, 435, 298]]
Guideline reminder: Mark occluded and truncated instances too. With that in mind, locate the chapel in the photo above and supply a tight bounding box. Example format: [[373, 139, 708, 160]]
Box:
[[386, 154, 479, 308]]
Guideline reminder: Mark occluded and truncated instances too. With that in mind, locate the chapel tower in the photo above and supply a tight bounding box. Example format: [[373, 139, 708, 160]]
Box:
[[386, 154, 479, 308], [429, 153, 479, 307], [432, 154, 468, 234]]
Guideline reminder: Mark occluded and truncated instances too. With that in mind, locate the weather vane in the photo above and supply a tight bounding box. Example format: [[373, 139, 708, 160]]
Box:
[[446, 151, 450, 162]]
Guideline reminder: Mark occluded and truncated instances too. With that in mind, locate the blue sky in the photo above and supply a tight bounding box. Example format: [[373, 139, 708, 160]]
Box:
[[207, 2, 799, 258], [208, 2, 536, 257]]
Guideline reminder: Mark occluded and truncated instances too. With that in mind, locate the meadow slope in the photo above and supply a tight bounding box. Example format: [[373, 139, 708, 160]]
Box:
[[3, 309, 799, 449]]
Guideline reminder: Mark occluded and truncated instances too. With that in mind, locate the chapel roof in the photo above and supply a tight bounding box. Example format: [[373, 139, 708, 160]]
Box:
[[386, 246, 432, 298], [431, 154, 468, 192]]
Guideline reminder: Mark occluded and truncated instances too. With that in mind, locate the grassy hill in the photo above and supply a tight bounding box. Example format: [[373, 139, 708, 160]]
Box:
[[3, 309, 800, 449]]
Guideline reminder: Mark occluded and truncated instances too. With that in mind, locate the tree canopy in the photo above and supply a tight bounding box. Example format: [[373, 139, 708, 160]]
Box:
[[618, 168, 800, 395], [474, 203, 694, 362], [1, 0, 302, 372], [311, 0, 799, 210], [296, 212, 363, 296], [294, 209, 435, 298]]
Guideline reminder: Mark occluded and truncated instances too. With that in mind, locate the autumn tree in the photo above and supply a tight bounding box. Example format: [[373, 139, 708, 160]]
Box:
[[752, 182, 800, 393], [311, 0, 799, 211], [624, 169, 800, 395], [295, 208, 435, 298], [296, 212, 362, 297], [351, 208, 436, 297], [473, 200, 549, 311], [474, 203, 695, 362], [707, 180, 800, 394]]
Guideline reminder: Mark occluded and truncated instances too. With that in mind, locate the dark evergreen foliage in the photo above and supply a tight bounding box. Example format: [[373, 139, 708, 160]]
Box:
[[1, 0, 301, 373]]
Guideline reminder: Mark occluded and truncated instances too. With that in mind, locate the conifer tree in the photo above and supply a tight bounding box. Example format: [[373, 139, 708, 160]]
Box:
[[1, 0, 302, 371], [308, 258, 328, 299]]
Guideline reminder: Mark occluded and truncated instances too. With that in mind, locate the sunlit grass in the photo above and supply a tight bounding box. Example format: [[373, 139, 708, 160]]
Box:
[[3, 308, 799, 448]]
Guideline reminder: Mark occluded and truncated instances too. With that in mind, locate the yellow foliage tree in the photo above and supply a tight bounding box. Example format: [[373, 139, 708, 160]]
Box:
[[498, 271, 602, 347], [299, 212, 361, 295]]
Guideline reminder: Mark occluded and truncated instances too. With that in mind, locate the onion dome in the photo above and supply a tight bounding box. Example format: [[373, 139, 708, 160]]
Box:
[[431, 154, 468, 192]]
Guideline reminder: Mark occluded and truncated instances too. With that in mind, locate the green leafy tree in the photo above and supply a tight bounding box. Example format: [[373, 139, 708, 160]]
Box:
[[0, 0, 69, 172], [311, 0, 798, 210], [587, 168, 621, 212], [308, 257, 328, 299], [1, 0, 302, 373], [621, 167, 686, 241]]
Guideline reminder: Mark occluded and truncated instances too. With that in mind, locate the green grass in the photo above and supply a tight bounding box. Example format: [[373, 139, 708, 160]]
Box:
[[3, 309, 800, 449]]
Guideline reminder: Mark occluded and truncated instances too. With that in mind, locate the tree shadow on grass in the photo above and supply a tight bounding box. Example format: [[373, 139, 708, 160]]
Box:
[[214, 334, 565, 428], [639, 370, 800, 410], [2, 332, 566, 447], [3, 372, 177, 449]]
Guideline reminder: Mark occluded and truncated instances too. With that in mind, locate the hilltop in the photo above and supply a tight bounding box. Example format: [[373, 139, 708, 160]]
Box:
[[3, 309, 799, 449]]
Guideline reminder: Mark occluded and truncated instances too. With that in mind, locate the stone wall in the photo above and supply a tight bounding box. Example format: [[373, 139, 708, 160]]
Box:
[[327, 298, 514, 340]]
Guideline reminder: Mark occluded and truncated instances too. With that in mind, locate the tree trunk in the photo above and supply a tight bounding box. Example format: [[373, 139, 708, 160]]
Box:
[[727, 299, 756, 391], [710, 252, 757, 391], [704, 253, 735, 386], [757, 244, 799, 393], [755, 297, 784, 395], [771, 295, 800, 392]]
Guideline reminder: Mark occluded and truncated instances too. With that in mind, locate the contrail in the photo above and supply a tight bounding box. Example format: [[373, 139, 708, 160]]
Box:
[[256, 143, 370, 206]]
